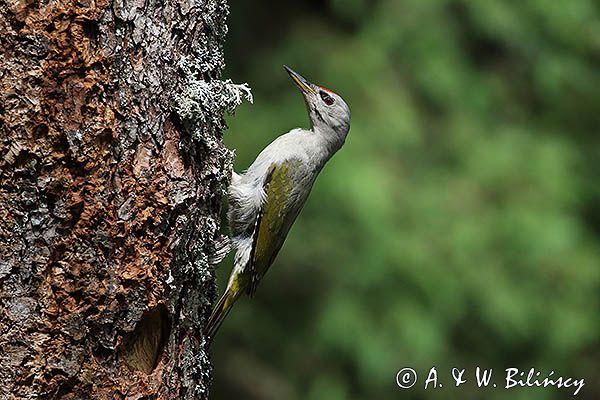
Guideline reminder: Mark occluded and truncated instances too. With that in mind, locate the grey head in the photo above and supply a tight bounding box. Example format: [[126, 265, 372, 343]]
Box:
[[284, 65, 351, 149]]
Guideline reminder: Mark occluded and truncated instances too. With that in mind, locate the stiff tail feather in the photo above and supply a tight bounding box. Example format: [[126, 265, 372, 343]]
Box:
[[204, 288, 239, 344]]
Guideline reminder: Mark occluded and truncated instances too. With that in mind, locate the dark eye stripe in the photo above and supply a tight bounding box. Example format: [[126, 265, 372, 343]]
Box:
[[319, 90, 335, 106]]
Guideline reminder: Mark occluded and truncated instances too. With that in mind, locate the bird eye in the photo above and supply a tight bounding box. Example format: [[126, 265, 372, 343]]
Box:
[[320, 91, 335, 106]]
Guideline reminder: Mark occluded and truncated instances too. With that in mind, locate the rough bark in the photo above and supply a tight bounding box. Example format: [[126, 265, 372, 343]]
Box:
[[0, 0, 237, 398]]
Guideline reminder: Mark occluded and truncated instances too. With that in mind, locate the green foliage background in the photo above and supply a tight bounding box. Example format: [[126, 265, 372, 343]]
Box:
[[213, 1, 600, 399]]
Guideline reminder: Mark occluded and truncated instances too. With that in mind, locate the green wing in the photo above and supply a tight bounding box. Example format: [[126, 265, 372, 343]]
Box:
[[247, 159, 301, 296]]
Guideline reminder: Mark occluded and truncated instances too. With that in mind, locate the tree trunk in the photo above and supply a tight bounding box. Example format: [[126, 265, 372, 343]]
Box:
[[0, 0, 241, 398]]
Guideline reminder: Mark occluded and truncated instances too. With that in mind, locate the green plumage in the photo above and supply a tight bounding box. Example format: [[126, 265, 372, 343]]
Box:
[[205, 160, 301, 341]]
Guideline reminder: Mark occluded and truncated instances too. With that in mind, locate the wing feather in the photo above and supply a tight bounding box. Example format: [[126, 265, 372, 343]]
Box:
[[247, 159, 300, 296]]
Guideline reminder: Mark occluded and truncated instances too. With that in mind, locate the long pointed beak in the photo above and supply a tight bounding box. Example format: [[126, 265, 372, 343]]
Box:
[[284, 65, 315, 94]]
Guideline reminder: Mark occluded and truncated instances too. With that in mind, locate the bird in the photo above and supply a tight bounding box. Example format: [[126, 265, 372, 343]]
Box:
[[205, 66, 351, 342]]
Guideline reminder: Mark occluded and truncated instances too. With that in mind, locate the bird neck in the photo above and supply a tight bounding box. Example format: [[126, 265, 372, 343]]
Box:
[[312, 124, 348, 156]]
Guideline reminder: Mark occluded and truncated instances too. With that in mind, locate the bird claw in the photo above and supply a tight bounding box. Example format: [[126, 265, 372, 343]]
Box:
[[209, 234, 232, 266]]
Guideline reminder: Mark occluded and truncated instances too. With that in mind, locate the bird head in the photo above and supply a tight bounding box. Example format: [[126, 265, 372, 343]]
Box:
[[284, 66, 350, 146]]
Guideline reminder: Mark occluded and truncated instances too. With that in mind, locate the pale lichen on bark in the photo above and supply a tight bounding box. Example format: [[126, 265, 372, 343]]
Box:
[[0, 0, 242, 398]]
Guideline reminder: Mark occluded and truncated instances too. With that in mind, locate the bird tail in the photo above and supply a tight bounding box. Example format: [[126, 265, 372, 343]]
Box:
[[204, 287, 240, 344]]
